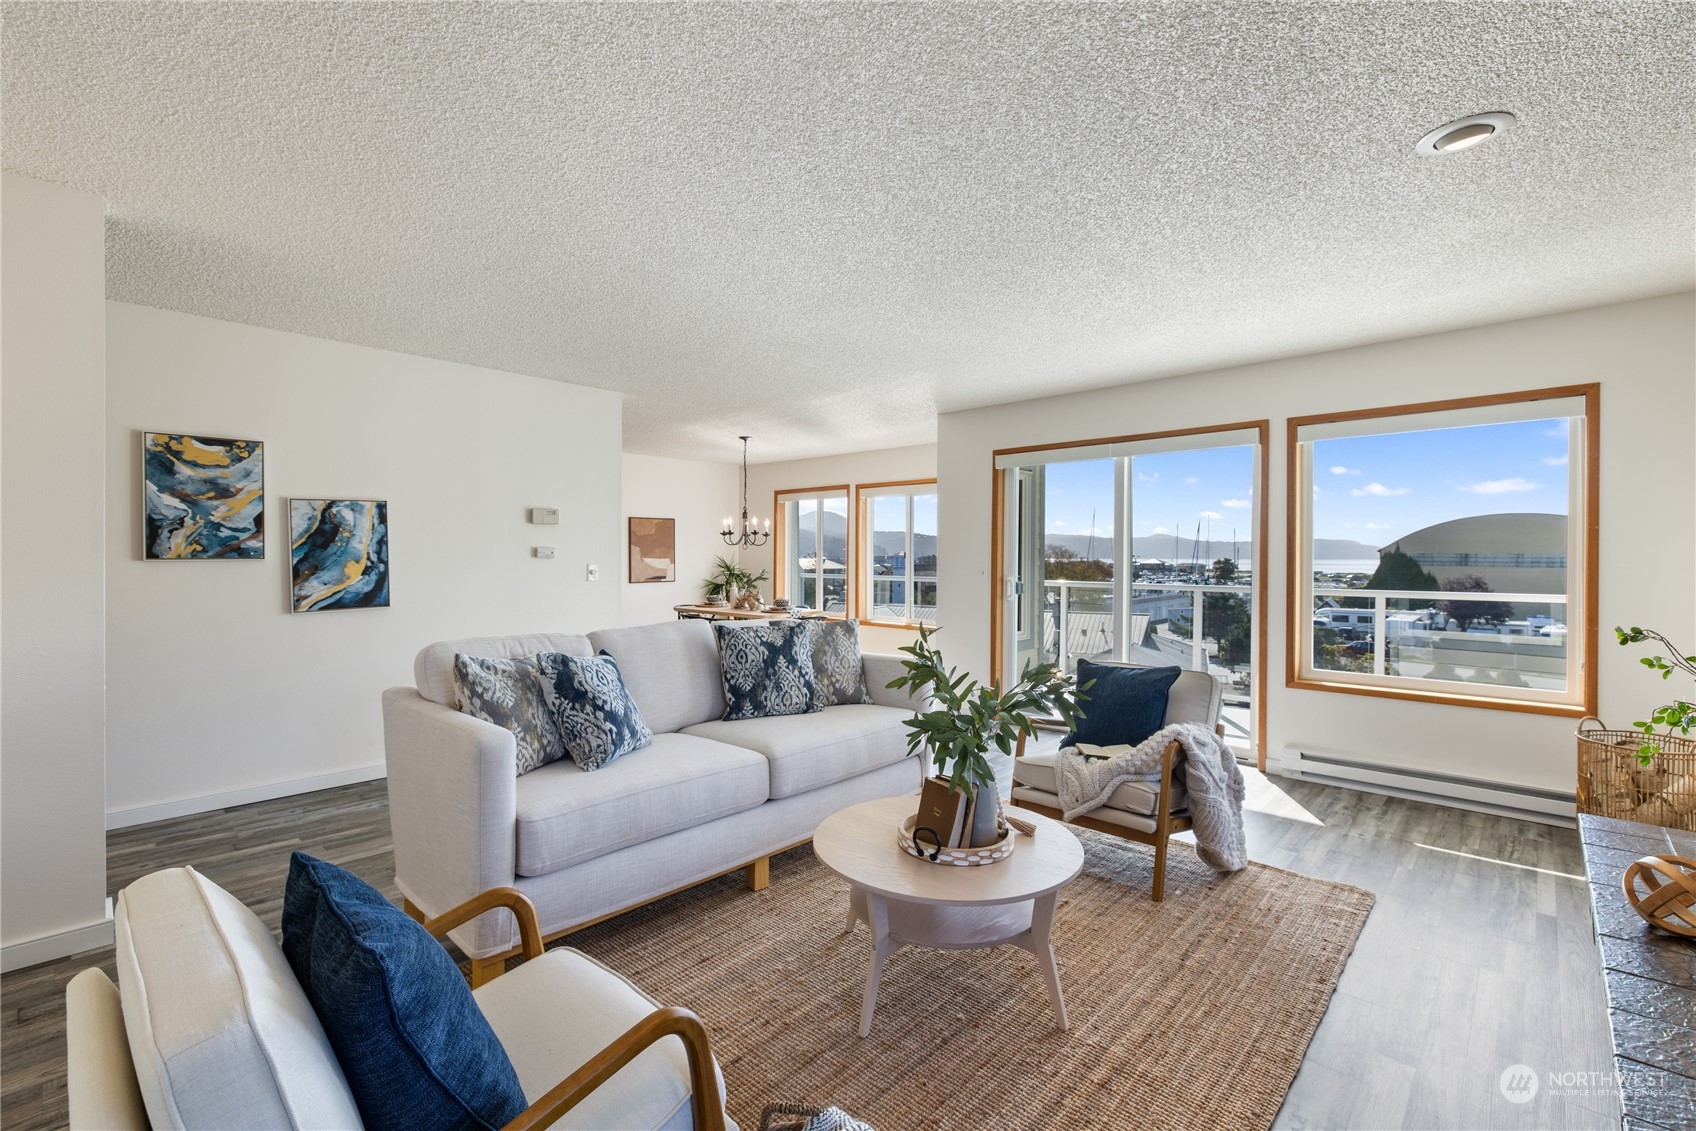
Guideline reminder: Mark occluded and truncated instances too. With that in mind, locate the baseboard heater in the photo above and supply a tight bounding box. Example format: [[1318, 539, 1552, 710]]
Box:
[[1279, 746, 1577, 827]]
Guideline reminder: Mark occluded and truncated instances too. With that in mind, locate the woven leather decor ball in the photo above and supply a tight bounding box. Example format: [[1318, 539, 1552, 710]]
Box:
[[1622, 854, 1696, 938]]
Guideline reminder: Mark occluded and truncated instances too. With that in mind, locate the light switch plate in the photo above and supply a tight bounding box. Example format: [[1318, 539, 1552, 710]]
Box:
[[534, 546, 555, 559], [530, 507, 560, 525], [586, 563, 600, 582]]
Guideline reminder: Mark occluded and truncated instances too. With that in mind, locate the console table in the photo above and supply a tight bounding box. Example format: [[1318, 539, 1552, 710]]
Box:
[[1577, 813, 1696, 1129]]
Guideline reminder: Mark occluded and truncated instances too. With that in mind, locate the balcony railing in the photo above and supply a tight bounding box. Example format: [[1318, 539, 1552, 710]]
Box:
[[1038, 578, 1256, 748], [1309, 585, 1569, 691]]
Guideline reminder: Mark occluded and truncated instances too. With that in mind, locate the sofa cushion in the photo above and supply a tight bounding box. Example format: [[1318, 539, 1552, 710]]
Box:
[[114, 866, 363, 1131], [810, 618, 873, 708], [514, 732, 770, 876], [1065, 660, 1182, 749], [474, 948, 729, 1131], [454, 653, 567, 775], [537, 651, 653, 771], [682, 703, 911, 800], [281, 852, 528, 1131], [588, 620, 726, 733], [715, 620, 819, 721], [416, 633, 593, 708], [1009, 749, 1186, 816]]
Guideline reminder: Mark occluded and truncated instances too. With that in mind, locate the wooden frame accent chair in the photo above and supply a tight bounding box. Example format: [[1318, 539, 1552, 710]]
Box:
[[1009, 664, 1225, 902], [65, 868, 731, 1131]]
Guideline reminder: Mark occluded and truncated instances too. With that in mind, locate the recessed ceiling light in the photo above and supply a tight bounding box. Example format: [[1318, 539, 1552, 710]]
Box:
[[1415, 112, 1517, 157]]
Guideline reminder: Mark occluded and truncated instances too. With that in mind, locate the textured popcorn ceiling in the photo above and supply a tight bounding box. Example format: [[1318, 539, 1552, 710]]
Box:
[[4, 3, 1693, 463]]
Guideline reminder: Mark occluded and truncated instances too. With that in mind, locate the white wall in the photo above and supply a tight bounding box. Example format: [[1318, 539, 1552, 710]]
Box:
[[620, 452, 740, 625], [1, 173, 112, 967], [105, 303, 624, 822], [742, 443, 938, 655], [938, 293, 1696, 794]]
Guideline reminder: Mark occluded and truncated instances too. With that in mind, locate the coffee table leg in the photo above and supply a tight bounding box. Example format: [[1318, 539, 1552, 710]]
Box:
[[859, 893, 893, 1038], [1031, 891, 1068, 1031]]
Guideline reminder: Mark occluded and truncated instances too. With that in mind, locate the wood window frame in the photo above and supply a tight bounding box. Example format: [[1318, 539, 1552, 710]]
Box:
[[772, 484, 853, 618], [855, 478, 939, 629], [990, 420, 1271, 770], [1285, 384, 1600, 717]]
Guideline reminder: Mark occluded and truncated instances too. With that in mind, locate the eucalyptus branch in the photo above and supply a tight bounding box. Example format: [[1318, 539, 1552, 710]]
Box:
[[887, 625, 1091, 793], [1616, 625, 1696, 764]]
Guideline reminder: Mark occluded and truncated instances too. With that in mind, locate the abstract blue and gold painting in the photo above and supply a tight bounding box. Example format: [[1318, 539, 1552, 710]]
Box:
[[143, 433, 265, 559], [289, 499, 390, 613]]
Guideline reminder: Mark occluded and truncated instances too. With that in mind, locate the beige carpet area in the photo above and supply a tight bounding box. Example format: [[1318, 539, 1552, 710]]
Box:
[[553, 829, 1376, 1131]]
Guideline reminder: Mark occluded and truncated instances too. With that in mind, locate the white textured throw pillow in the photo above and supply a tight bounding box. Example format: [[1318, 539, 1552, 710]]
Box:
[[115, 867, 363, 1130]]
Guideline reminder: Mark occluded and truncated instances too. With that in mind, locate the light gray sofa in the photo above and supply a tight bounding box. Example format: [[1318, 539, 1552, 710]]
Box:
[[383, 619, 925, 984]]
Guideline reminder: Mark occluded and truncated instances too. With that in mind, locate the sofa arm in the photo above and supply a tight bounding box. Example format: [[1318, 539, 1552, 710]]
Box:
[[66, 969, 147, 1131], [383, 687, 519, 957], [861, 652, 932, 712]]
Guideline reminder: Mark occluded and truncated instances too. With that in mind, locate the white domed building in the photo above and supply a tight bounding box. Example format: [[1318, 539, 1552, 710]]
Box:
[[1381, 513, 1567, 594]]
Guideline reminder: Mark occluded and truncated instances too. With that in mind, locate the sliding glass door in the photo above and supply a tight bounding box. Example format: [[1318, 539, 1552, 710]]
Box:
[[997, 426, 1266, 763]]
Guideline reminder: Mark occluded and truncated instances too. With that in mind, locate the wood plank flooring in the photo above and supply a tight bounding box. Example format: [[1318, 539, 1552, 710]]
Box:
[[0, 771, 1621, 1130]]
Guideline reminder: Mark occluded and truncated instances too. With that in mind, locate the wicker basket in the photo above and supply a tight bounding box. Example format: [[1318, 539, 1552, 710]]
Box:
[[1576, 717, 1696, 831]]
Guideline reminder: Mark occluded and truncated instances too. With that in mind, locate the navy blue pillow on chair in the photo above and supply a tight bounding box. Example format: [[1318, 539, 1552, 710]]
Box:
[[1064, 661, 1183, 749], [281, 852, 527, 1131]]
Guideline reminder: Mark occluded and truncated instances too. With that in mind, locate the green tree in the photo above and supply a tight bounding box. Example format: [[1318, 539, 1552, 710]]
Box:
[[1209, 557, 1238, 584], [1368, 545, 1440, 592], [1045, 544, 1112, 582]]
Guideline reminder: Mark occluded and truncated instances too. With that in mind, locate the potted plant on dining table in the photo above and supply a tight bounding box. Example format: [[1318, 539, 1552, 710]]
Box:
[[886, 625, 1090, 850]]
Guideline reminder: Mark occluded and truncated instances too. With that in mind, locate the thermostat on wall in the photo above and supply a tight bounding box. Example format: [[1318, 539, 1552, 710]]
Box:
[[530, 507, 560, 525]]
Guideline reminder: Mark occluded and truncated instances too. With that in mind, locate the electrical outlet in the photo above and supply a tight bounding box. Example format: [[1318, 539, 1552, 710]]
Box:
[[534, 547, 555, 559], [586, 563, 600, 582]]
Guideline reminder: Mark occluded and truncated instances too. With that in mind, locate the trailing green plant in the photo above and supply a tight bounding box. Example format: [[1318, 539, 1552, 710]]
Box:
[[885, 624, 1091, 796], [1616, 625, 1696, 765], [701, 556, 769, 600]]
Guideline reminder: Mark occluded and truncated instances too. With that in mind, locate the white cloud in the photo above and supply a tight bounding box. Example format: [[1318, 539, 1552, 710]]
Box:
[[1363, 522, 1389, 530], [1136, 471, 1160, 482], [1350, 482, 1412, 497], [1329, 466, 1361, 476], [1344, 522, 1353, 529], [1221, 498, 1251, 508], [1542, 424, 1568, 437], [1152, 526, 1168, 535], [1185, 476, 1198, 485], [1459, 477, 1540, 494], [1542, 454, 1569, 466], [1051, 520, 1067, 528], [1198, 510, 1223, 520]]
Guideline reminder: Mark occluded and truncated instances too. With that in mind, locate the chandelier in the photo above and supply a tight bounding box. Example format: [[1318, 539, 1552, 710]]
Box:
[[721, 435, 770, 547]]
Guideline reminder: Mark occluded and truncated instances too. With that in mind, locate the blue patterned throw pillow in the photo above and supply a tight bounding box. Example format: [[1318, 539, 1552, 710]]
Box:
[[536, 651, 653, 770], [716, 620, 820, 720], [810, 618, 873, 708], [452, 654, 565, 775], [281, 852, 528, 1131]]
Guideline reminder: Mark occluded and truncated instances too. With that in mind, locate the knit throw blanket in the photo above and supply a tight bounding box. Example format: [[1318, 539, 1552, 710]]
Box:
[[1057, 721, 1248, 873]]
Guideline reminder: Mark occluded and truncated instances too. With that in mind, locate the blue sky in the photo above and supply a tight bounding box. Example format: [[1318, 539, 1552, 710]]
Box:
[[1040, 418, 1570, 547]]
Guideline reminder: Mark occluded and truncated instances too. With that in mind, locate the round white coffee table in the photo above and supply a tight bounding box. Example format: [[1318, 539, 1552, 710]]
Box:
[[813, 794, 1085, 1037]]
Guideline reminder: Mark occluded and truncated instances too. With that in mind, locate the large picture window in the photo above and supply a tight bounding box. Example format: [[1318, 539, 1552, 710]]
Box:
[[1288, 385, 1598, 714], [775, 486, 850, 615], [859, 481, 937, 626]]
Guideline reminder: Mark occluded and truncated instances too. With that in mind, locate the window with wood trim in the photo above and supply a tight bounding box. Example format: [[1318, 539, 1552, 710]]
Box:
[[858, 481, 937, 627], [774, 486, 851, 615], [1288, 385, 1598, 715]]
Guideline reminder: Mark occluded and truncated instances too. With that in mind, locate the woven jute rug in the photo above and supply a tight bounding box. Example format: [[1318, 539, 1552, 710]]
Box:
[[550, 829, 1374, 1131]]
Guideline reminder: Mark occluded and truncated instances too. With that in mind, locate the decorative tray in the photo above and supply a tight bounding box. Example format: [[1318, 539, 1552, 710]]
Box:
[[897, 813, 1016, 866]]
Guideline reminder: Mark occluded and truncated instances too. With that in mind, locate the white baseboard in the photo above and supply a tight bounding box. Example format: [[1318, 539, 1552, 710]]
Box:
[[2, 900, 115, 973], [106, 763, 387, 830]]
